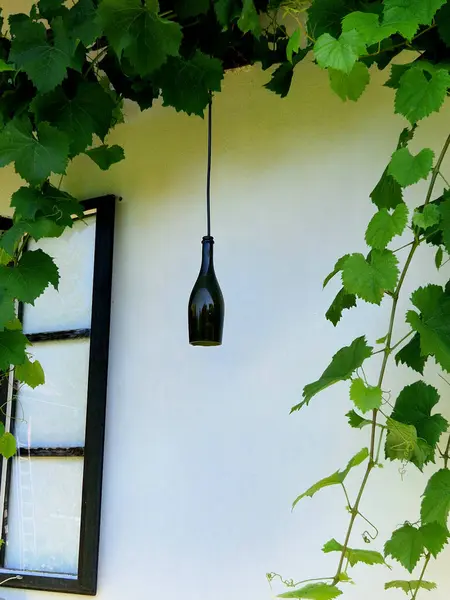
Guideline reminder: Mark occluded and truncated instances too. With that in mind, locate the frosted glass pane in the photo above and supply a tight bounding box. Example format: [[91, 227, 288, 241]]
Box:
[[15, 340, 90, 448], [23, 218, 96, 334], [5, 457, 83, 575]]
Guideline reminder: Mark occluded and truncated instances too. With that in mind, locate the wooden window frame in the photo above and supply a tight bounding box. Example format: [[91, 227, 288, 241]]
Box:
[[0, 195, 116, 595]]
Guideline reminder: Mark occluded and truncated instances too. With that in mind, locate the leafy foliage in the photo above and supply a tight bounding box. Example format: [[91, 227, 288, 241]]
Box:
[[388, 148, 434, 187], [292, 337, 372, 412], [384, 580, 437, 594], [323, 538, 385, 566], [421, 469, 450, 527], [350, 378, 382, 413], [365, 204, 408, 249], [278, 583, 342, 599], [341, 250, 399, 304]]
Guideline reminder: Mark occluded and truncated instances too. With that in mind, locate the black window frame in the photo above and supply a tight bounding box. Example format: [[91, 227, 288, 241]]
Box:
[[0, 195, 116, 595]]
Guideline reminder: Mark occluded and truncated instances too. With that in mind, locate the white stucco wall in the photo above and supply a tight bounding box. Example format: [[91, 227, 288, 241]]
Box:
[[0, 39, 450, 600]]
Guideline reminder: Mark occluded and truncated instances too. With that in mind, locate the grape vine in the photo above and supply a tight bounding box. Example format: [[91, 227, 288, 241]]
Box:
[[0, 0, 449, 598]]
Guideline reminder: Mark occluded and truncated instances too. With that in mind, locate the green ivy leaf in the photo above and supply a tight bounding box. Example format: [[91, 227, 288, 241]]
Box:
[[413, 204, 441, 229], [365, 203, 408, 249], [292, 448, 369, 508], [0, 117, 70, 186], [406, 284, 450, 372], [86, 144, 125, 170], [388, 148, 434, 187], [9, 16, 75, 93], [341, 250, 399, 305], [325, 288, 357, 326], [395, 333, 426, 374], [420, 522, 449, 558], [154, 51, 224, 116], [329, 61, 370, 101], [395, 66, 450, 124], [0, 431, 16, 459], [370, 167, 403, 210], [346, 409, 372, 429], [237, 0, 261, 37], [0, 329, 28, 370], [390, 381, 448, 450], [421, 469, 450, 527], [292, 336, 373, 411], [0, 249, 59, 305], [287, 28, 301, 63], [32, 81, 116, 156], [65, 0, 102, 46], [98, 0, 182, 76], [15, 356, 45, 388], [314, 31, 366, 74], [350, 378, 382, 413], [278, 583, 342, 599], [384, 580, 437, 594], [323, 538, 385, 566], [384, 524, 424, 572]]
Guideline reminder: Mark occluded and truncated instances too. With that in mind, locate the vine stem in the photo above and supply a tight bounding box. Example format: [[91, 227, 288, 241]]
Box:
[[332, 131, 450, 586], [411, 554, 431, 600]]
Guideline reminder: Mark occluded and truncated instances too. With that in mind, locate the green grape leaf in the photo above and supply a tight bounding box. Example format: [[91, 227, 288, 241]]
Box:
[[38, 0, 68, 19], [11, 185, 83, 226], [406, 284, 450, 372], [421, 469, 450, 527], [9, 16, 75, 93], [419, 522, 449, 558], [154, 51, 224, 116], [395, 66, 450, 124], [314, 31, 366, 74], [287, 28, 301, 62], [237, 0, 261, 37], [388, 148, 434, 187], [278, 583, 342, 599], [385, 418, 419, 463], [292, 448, 369, 508], [0, 60, 14, 72], [0, 329, 28, 370], [0, 432, 16, 459], [32, 81, 116, 156], [385, 580, 437, 594], [175, 0, 210, 19], [0, 117, 69, 186], [329, 61, 370, 102], [265, 62, 295, 98], [395, 333, 426, 374], [15, 356, 45, 388], [323, 538, 385, 566], [323, 254, 350, 288], [413, 204, 441, 229], [383, 0, 445, 38], [65, 0, 102, 46], [342, 11, 396, 45], [435, 247, 444, 269], [350, 378, 382, 413], [370, 167, 403, 210], [292, 336, 373, 411], [214, 0, 241, 27], [325, 288, 357, 326], [98, 0, 182, 76], [436, 2, 450, 46], [341, 250, 399, 305], [86, 144, 125, 170], [438, 198, 450, 252], [384, 524, 424, 572], [1, 249, 59, 305], [365, 203, 408, 249], [390, 381, 448, 450], [0, 291, 16, 330], [346, 409, 372, 429]]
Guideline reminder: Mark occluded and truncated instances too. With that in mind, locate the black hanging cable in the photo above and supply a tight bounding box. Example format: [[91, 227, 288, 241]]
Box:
[[206, 99, 212, 237]]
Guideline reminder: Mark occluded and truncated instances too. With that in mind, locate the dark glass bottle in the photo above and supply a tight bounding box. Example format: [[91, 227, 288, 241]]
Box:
[[188, 236, 224, 346]]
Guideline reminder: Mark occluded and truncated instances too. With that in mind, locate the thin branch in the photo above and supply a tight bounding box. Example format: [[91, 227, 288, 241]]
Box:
[[438, 170, 450, 187], [390, 330, 414, 353], [411, 554, 431, 600]]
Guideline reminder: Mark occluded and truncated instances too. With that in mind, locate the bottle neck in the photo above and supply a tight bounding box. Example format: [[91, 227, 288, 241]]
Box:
[[199, 236, 214, 274]]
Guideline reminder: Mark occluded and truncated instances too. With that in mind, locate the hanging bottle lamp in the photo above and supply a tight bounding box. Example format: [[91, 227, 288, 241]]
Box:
[[188, 99, 225, 346]]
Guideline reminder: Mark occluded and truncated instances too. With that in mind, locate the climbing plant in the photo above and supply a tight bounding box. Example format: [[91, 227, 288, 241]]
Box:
[[0, 0, 449, 598]]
